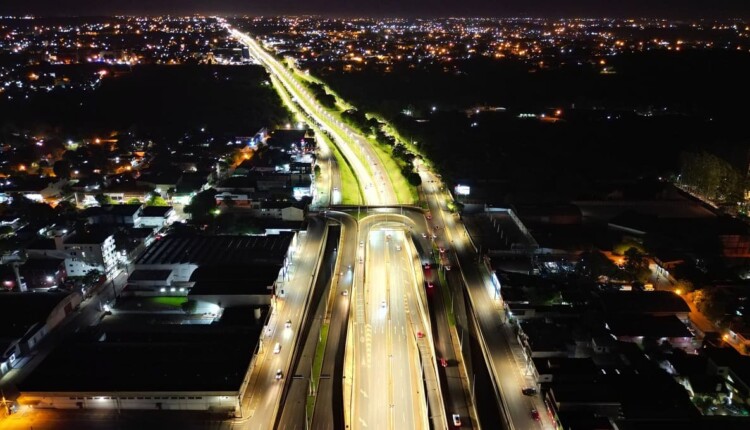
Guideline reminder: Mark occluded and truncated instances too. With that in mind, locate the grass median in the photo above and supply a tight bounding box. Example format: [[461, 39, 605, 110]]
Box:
[[306, 322, 330, 424]]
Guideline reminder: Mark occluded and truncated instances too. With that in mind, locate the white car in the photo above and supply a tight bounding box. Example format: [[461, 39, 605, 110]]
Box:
[[285, 320, 292, 329], [275, 369, 283, 380], [396, 245, 402, 251], [380, 300, 387, 309], [452, 414, 461, 427], [342, 289, 348, 296], [273, 342, 281, 354]]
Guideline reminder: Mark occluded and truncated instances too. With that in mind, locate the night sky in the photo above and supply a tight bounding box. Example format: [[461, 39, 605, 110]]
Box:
[[1, 0, 747, 18]]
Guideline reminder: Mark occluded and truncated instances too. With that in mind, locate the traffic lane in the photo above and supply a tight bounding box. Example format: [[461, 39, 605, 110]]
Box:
[[278, 224, 340, 429], [245, 219, 325, 427], [313, 215, 356, 429], [428, 279, 474, 430], [239, 33, 394, 205], [456, 248, 550, 430], [390, 232, 420, 430]]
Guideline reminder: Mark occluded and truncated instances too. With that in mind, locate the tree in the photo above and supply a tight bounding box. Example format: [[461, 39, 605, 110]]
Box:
[[577, 250, 620, 279], [95, 194, 115, 206], [53, 160, 71, 179], [184, 188, 218, 222], [146, 194, 169, 207]]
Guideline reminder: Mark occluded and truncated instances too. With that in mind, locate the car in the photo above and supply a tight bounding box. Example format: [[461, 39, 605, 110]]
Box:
[[445, 265, 452, 271], [426, 282, 434, 289], [452, 413, 461, 427], [342, 289, 348, 296], [424, 263, 431, 270], [531, 409, 540, 421], [440, 358, 448, 368], [380, 300, 387, 309], [359, 241, 364, 247], [275, 369, 283, 380], [422, 232, 427, 238], [522, 387, 537, 396], [396, 245, 402, 251], [417, 331, 425, 338], [426, 213, 432, 220], [386, 234, 391, 241], [285, 320, 292, 329], [273, 342, 281, 354], [439, 247, 445, 254]]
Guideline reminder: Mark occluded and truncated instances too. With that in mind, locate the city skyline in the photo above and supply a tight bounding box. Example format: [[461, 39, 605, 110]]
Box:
[[1, 0, 748, 18]]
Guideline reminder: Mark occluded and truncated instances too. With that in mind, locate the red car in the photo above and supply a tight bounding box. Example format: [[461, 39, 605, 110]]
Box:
[[426, 213, 432, 220], [531, 409, 540, 421], [440, 358, 448, 368], [417, 331, 425, 339]]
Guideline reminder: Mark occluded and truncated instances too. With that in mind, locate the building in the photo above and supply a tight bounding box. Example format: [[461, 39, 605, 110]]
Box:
[[0, 292, 82, 377], [130, 233, 297, 299], [0, 177, 68, 204], [17, 305, 266, 414], [84, 204, 143, 227], [63, 230, 117, 277], [139, 206, 175, 230]]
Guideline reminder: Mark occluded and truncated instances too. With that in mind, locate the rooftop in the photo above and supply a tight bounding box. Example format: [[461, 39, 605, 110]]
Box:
[[128, 269, 173, 282], [0, 292, 69, 340], [135, 233, 293, 266], [600, 291, 690, 315], [189, 265, 280, 296], [140, 206, 174, 217], [19, 306, 267, 393]]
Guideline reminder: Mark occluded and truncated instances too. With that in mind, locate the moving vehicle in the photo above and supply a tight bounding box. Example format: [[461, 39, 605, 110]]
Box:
[[380, 300, 387, 309], [522, 387, 537, 396], [440, 357, 448, 368], [273, 342, 281, 354], [285, 319, 292, 329], [531, 409, 540, 421], [452, 413, 461, 427], [395, 245, 401, 251], [342, 289, 348, 296], [275, 369, 283, 380]]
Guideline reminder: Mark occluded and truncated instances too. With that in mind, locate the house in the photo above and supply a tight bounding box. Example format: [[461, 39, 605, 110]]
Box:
[[139, 206, 175, 230], [84, 204, 143, 227], [599, 291, 691, 323], [0, 177, 68, 204]]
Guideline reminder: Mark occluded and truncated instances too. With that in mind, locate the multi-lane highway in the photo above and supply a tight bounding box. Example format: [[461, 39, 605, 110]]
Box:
[[240, 218, 327, 430], [227, 22, 548, 430], [420, 169, 556, 430], [353, 225, 427, 430], [229, 26, 397, 206]]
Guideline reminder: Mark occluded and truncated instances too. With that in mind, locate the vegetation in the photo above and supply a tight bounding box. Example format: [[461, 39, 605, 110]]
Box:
[[146, 194, 170, 207], [184, 188, 218, 223], [679, 151, 746, 203]]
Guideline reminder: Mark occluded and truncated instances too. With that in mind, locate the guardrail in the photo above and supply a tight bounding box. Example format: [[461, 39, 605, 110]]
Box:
[[271, 221, 330, 429], [454, 252, 515, 430]]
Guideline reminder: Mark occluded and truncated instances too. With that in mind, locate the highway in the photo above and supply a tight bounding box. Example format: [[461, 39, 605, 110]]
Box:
[[228, 26, 397, 206], [240, 217, 327, 430], [311, 212, 357, 429], [353, 223, 427, 430], [419, 169, 556, 430]]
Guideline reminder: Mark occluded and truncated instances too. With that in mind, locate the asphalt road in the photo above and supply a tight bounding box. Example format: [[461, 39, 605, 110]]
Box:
[[352, 223, 426, 430], [311, 212, 357, 430], [230, 27, 397, 206], [419, 168, 556, 430], [276, 224, 341, 430], [240, 218, 327, 430]]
